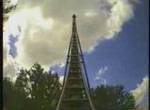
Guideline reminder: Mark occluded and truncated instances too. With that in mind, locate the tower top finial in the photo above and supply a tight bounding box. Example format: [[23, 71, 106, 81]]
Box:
[[72, 14, 76, 19]]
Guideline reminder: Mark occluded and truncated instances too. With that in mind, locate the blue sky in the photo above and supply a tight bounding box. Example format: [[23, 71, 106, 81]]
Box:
[[85, 0, 149, 90]]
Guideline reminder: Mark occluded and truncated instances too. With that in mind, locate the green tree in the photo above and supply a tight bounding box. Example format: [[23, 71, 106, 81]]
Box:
[[3, 77, 15, 110], [26, 63, 61, 110], [3, 63, 62, 110], [93, 85, 135, 110]]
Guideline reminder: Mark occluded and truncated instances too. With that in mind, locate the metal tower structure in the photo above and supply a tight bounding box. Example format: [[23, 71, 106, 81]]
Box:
[[56, 14, 95, 110]]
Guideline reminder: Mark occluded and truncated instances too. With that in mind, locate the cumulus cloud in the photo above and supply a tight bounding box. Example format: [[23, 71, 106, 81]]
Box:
[[3, 56, 19, 82], [3, 19, 21, 79], [3, 0, 137, 72], [131, 76, 149, 110], [95, 66, 108, 85]]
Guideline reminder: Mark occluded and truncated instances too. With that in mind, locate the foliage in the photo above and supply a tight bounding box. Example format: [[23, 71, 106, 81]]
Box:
[[3, 63, 135, 110], [93, 85, 135, 110], [3, 63, 61, 110]]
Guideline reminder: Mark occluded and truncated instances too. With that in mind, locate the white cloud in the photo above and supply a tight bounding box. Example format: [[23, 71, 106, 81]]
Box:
[[106, 0, 134, 38], [131, 76, 149, 110], [97, 66, 108, 76], [59, 76, 64, 85], [3, 0, 138, 74], [3, 18, 21, 79], [95, 66, 108, 85], [3, 56, 19, 82], [59, 62, 65, 68], [10, 0, 18, 6], [84, 11, 97, 17]]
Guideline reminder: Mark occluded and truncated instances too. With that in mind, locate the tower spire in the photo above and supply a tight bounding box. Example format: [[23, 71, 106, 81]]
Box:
[[56, 15, 95, 110], [72, 14, 77, 34]]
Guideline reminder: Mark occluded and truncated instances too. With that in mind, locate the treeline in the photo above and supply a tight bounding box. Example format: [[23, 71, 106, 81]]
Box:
[[3, 63, 135, 110]]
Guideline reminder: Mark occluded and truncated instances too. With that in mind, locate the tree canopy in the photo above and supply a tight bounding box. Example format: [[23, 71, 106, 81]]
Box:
[[3, 63, 61, 110], [3, 63, 135, 110], [93, 85, 135, 110]]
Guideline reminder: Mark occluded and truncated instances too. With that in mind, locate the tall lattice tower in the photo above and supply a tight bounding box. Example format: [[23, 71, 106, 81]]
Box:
[[56, 14, 95, 110]]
